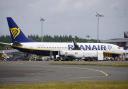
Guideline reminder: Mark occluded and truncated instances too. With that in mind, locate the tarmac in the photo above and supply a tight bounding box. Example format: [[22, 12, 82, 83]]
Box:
[[0, 61, 128, 84]]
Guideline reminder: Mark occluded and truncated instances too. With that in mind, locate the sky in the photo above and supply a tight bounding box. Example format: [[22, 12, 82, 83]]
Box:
[[0, 0, 128, 40]]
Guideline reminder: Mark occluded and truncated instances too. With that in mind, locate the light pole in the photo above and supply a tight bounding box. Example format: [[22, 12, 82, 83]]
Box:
[[96, 12, 104, 43], [40, 18, 45, 42]]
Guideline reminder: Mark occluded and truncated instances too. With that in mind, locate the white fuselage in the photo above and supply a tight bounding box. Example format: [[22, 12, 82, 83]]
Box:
[[19, 42, 124, 53], [11, 42, 125, 60]]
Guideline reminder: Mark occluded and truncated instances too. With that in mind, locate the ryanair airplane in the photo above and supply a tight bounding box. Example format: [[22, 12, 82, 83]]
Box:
[[0, 17, 125, 60]]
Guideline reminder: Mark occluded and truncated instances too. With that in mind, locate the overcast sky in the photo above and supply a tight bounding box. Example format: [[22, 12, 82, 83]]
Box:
[[0, 0, 128, 40]]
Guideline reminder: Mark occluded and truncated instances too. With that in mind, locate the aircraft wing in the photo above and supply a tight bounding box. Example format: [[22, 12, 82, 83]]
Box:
[[0, 42, 12, 46]]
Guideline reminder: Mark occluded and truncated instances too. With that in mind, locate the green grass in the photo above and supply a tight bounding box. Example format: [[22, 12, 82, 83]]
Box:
[[0, 81, 128, 89], [50, 61, 128, 67]]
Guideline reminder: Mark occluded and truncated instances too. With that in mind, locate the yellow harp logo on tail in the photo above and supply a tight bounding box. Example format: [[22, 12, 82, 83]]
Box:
[[10, 28, 21, 39]]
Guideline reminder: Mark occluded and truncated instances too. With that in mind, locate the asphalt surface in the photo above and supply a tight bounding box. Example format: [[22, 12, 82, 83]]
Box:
[[0, 61, 128, 84]]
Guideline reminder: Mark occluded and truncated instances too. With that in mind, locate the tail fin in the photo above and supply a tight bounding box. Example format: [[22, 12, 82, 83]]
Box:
[[7, 17, 31, 43]]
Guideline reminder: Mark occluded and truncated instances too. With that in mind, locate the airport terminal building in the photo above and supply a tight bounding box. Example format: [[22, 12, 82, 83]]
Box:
[[102, 32, 128, 50]]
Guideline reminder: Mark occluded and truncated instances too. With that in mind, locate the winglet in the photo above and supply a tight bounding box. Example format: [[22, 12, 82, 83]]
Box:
[[72, 40, 81, 50]]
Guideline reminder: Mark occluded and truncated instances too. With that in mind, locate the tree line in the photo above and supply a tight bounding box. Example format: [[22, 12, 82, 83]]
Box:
[[28, 35, 96, 42], [0, 35, 96, 50]]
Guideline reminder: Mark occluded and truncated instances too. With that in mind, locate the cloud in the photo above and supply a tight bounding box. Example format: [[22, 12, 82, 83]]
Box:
[[0, 0, 128, 39], [50, 0, 100, 13]]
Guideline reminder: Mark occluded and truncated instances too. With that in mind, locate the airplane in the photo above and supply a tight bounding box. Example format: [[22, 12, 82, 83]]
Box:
[[0, 17, 125, 61]]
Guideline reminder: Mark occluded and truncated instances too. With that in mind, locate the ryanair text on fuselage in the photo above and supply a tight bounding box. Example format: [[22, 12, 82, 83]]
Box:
[[68, 44, 112, 50]]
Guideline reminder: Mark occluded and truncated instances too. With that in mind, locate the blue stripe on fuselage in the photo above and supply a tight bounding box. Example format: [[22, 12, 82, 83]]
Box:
[[12, 46, 58, 56]]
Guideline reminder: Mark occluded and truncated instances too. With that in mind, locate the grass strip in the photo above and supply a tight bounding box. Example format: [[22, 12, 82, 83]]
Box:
[[50, 61, 128, 67], [0, 81, 128, 89]]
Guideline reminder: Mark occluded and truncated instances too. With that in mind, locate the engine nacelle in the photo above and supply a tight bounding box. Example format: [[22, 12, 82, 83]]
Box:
[[59, 50, 103, 60]]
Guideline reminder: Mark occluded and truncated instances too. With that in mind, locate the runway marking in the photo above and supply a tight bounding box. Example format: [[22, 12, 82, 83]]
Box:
[[50, 66, 109, 80]]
